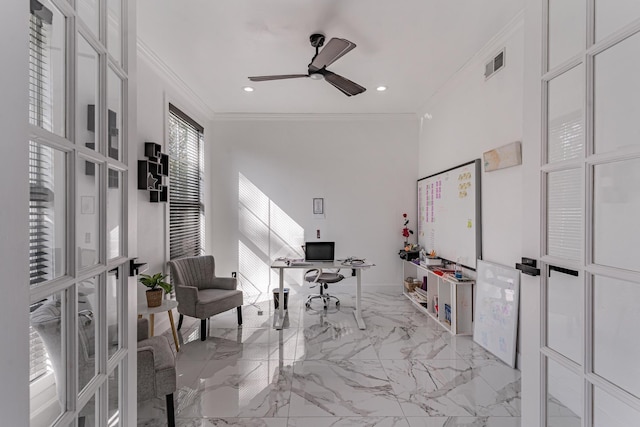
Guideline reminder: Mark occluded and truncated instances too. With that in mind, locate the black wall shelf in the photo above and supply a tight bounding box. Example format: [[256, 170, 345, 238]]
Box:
[[138, 142, 168, 203]]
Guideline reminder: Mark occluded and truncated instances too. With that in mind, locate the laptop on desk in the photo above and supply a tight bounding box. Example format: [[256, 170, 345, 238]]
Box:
[[304, 241, 335, 263]]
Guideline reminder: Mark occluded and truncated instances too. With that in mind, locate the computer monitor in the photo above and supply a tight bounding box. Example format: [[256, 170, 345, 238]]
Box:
[[304, 241, 335, 262]]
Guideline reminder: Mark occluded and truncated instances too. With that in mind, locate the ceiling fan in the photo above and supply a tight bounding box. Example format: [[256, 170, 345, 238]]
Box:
[[248, 33, 366, 97]]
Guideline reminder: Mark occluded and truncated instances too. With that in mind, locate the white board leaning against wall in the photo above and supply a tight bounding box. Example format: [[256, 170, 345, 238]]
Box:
[[473, 259, 520, 368]]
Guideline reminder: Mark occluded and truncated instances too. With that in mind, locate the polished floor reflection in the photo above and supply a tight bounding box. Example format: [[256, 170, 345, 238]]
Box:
[[138, 285, 521, 426]]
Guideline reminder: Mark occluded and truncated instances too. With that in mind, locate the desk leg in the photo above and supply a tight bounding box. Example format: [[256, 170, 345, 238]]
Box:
[[168, 310, 180, 352], [353, 269, 366, 329], [149, 313, 155, 336], [274, 267, 286, 330]]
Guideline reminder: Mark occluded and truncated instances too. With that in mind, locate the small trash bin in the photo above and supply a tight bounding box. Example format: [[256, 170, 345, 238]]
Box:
[[273, 288, 289, 310]]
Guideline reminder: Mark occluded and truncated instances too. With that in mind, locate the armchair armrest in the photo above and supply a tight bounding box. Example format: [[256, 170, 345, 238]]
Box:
[[137, 343, 157, 400], [211, 276, 237, 290], [174, 284, 198, 316]]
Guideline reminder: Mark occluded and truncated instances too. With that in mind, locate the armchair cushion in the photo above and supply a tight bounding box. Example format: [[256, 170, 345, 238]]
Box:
[[195, 288, 243, 319]]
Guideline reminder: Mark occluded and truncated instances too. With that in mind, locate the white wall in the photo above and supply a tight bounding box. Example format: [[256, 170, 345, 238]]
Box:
[[0, 1, 30, 424], [209, 116, 419, 289], [135, 51, 213, 332], [417, 15, 526, 368], [418, 17, 525, 271], [136, 55, 212, 275]]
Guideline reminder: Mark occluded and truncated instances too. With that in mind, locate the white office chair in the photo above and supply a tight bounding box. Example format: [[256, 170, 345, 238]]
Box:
[[304, 268, 344, 309]]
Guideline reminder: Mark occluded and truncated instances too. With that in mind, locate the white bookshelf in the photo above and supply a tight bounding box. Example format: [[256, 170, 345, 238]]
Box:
[[402, 260, 474, 335]]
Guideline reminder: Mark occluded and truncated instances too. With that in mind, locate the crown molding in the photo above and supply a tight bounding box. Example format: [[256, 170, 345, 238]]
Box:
[[136, 38, 216, 119], [212, 112, 418, 122]]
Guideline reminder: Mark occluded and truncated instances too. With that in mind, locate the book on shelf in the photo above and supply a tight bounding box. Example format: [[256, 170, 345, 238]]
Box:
[[414, 287, 428, 298]]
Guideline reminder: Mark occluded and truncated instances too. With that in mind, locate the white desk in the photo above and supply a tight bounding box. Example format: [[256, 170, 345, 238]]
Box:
[[270, 260, 374, 330], [137, 299, 180, 352]]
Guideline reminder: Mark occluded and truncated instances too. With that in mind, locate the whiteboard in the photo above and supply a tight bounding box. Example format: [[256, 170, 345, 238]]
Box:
[[473, 260, 520, 368], [417, 159, 482, 269]]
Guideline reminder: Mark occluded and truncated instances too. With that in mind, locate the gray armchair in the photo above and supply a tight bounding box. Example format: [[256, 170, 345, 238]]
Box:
[[137, 318, 176, 427], [167, 255, 243, 341]]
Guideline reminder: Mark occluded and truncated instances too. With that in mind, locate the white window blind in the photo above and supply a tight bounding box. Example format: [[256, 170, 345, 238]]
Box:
[[547, 169, 582, 260], [169, 104, 204, 260], [29, 0, 55, 383]]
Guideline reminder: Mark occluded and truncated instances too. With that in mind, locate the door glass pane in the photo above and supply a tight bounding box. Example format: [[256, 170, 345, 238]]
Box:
[[77, 36, 98, 151], [107, 69, 122, 161], [77, 0, 99, 38], [29, 142, 66, 285], [595, 0, 640, 42], [107, 268, 120, 359], [29, 0, 66, 137], [547, 268, 582, 363], [78, 276, 98, 392], [594, 275, 640, 398], [78, 159, 99, 269], [594, 386, 640, 427], [547, 65, 584, 163], [30, 291, 66, 426], [548, 0, 585, 70], [107, 365, 121, 426], [546, 358, 582, 426], [107, 168, 122, 259], [107, 0, 122, 64], [78, 392, 97, 427], [547, 169, 582, 260], [594, 32, 640, 154], [593, 159, 640, 272]]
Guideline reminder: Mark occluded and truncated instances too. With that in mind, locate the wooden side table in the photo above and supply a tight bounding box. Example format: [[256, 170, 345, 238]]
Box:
[[137, 299, 180, 352]]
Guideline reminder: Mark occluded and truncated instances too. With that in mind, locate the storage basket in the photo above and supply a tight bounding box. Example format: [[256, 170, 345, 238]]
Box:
[[404, 279, 418, 292]]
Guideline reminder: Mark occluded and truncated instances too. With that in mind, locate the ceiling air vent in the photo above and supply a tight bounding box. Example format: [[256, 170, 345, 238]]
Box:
[[485, 49, 505, 80]]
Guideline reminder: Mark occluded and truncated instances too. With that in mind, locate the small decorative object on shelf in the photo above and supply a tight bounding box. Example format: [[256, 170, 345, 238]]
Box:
[[138, 142, 168, 202], [138, 272, 173, 308], [401, 213, 414, 247]]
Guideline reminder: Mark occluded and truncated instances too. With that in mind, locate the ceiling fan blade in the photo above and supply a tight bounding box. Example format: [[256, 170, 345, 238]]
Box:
[[248, 74, 309, 82], [309, 38, 356, 70], [323, 70, 366, 96]]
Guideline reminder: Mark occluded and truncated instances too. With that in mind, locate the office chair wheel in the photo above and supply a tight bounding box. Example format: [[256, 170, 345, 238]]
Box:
[[305, 302, 311, 308], [335, 300, 340, 307]]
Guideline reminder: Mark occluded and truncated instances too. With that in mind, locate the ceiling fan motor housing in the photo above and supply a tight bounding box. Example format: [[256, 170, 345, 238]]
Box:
[[309, 33, 325, 48]]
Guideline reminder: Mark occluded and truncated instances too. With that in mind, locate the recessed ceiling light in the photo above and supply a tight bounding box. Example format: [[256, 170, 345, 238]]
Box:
[[376, 86, 387, 92], [243, 86, 254, 92]]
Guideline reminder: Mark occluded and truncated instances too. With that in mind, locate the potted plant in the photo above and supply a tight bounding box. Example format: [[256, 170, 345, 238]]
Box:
[[138, 272, 172, 308]]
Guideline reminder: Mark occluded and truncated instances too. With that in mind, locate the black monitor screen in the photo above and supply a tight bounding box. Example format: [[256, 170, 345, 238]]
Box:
[[304, 242, 335, 262]]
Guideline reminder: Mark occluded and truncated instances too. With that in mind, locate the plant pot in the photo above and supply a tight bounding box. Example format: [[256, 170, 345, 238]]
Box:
[[146, 289, 163, 308]]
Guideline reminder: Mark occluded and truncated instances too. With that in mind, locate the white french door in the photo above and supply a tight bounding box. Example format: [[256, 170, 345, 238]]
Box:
[[538, 1, 640, 425], [27, 0, 133, 426]]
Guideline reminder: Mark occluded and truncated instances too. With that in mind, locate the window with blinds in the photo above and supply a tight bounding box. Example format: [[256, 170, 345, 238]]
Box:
[[29, 0, 53, 131], [29, 0, 55, 385], [168, 104, 204, 260]]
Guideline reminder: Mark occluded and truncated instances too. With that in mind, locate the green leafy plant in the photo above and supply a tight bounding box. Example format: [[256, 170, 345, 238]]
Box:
[[138, 272, 172, 293]]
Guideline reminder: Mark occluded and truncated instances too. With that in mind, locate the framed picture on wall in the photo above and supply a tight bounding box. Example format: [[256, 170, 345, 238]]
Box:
[[313, 198, 324, 215]]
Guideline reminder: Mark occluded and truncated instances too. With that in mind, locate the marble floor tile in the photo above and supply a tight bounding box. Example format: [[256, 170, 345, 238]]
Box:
[[175, 418, 289, 427], [299, 321, 378, 360], [382, 359, 519, 417], [140, 286, 521, 426], [406, 417, 521, 427], [178, 359, 294, 418], [288, 417, 411, 427], [289, 360, 404, 417], [204, 327, 300, 361]]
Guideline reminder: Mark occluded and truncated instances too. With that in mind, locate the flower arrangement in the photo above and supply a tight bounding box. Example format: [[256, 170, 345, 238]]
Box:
[[402, 213, 414, 246]]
